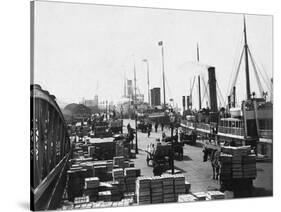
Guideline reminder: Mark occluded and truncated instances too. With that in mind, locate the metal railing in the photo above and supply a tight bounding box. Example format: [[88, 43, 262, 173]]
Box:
[[218, 126, 245, 136], [31, 84, 71, 210], [259, 129, 273, 139]]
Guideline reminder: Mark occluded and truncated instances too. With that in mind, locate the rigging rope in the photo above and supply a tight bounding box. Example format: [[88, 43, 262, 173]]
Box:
[[201, 77, 209, 107], [229, 47, 245, 96], [248, 48, 264, 97], [248, 43, 272, 88], [248, 48, 272, 93], [227, 31, 245, 95], [217, 81, 226, 107]]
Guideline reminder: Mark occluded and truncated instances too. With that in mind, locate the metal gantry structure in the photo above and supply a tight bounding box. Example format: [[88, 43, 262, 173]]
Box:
[[31, 84, 71, 211]]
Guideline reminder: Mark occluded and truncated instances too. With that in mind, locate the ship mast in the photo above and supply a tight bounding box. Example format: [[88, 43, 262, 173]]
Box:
[[197, 43, 202, 110], [243, 16, 251, 100]]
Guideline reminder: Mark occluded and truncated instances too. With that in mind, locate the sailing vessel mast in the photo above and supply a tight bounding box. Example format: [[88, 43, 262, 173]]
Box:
[[243, 16, 251, 100], [197, 43, 202, 110]]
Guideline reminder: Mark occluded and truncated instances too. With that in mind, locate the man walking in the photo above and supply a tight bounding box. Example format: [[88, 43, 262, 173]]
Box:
[[161, 122, 164, 131], [148, 122, 152, 137], [155, 121, 158, 133]]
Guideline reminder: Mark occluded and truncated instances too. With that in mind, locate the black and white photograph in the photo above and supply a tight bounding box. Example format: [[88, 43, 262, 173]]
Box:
[[30, 0, 273, 211]]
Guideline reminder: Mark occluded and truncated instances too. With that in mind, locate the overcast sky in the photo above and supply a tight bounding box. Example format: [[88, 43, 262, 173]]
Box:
[[33, 0, 273, 109]]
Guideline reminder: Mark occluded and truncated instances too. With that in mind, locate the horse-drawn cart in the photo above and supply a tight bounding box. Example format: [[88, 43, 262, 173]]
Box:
[[146, 143, 172, 168]]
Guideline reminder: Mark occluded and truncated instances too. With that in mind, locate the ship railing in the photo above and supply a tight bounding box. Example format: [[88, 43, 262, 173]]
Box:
[[181, 120, 195, 128], [259, 129, 273, 139], [218, 126, 244, 136], [197, 123, 210, 131]]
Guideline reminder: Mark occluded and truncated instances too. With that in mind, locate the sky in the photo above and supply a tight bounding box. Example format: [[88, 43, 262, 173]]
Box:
[[33, 0, 273, 109]]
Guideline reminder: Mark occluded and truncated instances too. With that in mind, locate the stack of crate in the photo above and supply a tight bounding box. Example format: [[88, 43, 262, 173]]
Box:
[[161, 174, 175, 203], [93, 166, 107, 181], [74, 196, 90, 205], [231, 149, 243, 179], [107, 181, 122, 201], [136, 176, 151, 205], [67, 169, 87, 201], [185, 180, 191, 193], [88, 146, 95, 158], [220, 146, 256, 181], [98, 191, 112, 202], [219, 153, 232, 180], [206, 191, 225, 200], [150, 176, 163, 203], [192, 192, 208, 200], [113, 156, 125, 168], [112, 168, 125, 192], [242, 154, 257, 178], [124, 168, 141, 192], [173, 174, 186, 200], [84, 177, 99, 202], [106, 160, 113, 172], [115, 140, 125, 157], [177, 194, 198, 202], [81, 162, 94, 178]]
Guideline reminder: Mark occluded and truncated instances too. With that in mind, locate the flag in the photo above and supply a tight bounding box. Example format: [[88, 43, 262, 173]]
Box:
[[158, 41, 163, 46]]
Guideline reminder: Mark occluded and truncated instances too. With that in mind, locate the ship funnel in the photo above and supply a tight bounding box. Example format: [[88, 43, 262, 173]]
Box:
[[208, 66, 218, 112]]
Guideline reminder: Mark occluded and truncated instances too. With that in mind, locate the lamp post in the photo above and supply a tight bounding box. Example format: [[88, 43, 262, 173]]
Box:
[[134, 63, 139, 154], [142, 59, 150, 106], [158, 41, 166, 109], [170, 114, 175, 174]]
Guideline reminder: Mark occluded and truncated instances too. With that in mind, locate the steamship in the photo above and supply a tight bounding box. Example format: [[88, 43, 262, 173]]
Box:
[[180, 16, 273, 160]]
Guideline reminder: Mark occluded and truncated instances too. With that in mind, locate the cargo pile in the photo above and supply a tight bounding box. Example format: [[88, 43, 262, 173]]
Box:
[[242, 154, 256, 178], [136, 176, 151, 205], [98, 191, 112, 202], [112, 168, 125, 192], [192, 192, 207, 200], [74, 196, 90, 205], [90, 138, 115, 160], [135, 174, 191, 205], [67, 169, 87, 201], [124, 168, 141, 192], [177, 191, 225, 203], [162, 174, 175, 203], [113, 156, 125, 168], [219, 153, 232, 180], [177, 194, 198, 202], [219, 146, 257, 190], [151, 176, 163, 203], [115, 140, 127, 158], [219, 146, 257, 182], [67, 198, 133, 210], [84, 177, 99, 201], [173, 174, 186, 200], [93, 166, 108, 181], [206, 191, 225, 200]]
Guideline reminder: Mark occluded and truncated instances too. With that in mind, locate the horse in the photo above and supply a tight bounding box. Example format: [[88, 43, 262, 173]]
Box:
[[203, 147, 220, 180]]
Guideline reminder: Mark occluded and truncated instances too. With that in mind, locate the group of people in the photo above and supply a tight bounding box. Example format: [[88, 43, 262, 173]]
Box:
[[147, 121, 166, 137]]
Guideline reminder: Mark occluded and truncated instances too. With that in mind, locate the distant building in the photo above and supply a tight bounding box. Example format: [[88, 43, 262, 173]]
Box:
[[94, 94, 98, 106], [83, 94, 99, 107], [84, 99, 95, 107], [63, 103, 92, 122], [127, 80, 133, 98], [151, 87, 161, 106]]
